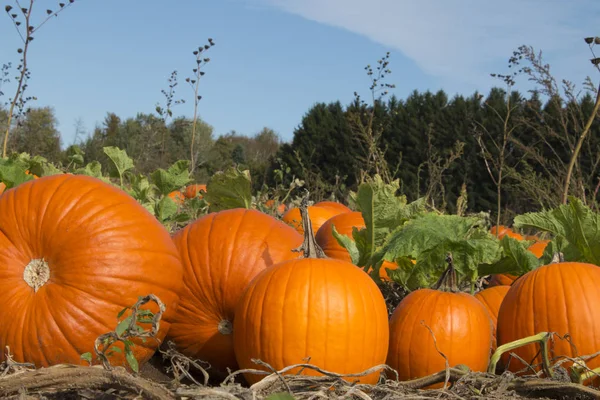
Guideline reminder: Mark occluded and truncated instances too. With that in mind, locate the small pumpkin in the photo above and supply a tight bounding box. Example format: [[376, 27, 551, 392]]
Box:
[[474, 285, 510, 352], [184, 184, 206, 199], [496, 261, 600, 383], [264, 199, 287, 214], [168, 190, 185, 205], [234, 201, 389, 385], [315, 211, 398, 280], [0, 174, 183, 369], [490, 225, 524, 241], [387, 258, 492, 387], [282, 205, 341, 236], [488, 236, 549, 287], [167, 209, 303, 377]]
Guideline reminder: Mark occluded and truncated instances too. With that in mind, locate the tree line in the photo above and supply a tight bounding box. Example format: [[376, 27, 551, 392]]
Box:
[[1, 83, 599, 222]]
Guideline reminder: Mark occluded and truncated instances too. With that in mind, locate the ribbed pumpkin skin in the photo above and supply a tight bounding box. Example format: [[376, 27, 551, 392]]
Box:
[[314, 201, 351, 214], [167, 209, 303, 375], [474, 285, 510, 351], [282, 206, 340, 236], [234, 258, 389, 385], [315, 211, 397, 280], [0, 174, 183, 368], [387, 289, 492, 386], [497, 262, 600, 376]]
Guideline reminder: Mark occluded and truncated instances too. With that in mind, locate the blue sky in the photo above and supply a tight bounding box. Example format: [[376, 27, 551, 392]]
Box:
[[1, 0, 599, 147]]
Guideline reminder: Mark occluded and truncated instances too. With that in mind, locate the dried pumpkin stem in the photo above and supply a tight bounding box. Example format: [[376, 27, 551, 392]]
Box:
[[431, 252, 459, 292], [487, 331, 553, 379], [551, 252, 565, 263], [292, 192, 327, 259]]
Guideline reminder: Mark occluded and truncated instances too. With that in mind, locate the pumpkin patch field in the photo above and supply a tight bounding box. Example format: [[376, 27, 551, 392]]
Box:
[[2, 149, 600, 399]]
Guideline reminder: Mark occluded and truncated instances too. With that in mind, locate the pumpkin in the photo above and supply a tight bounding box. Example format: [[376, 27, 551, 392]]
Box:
[[166, 208, 303, 377], [168, 190, 185, 205], [314, 200, 351, 214], [0, 174, 183, 369], [233, 203, 389, 385], [387, 261, 492, 387], [282, 205, 341, 236], [315, 211, 398, 280], [490, 225, 524, 241], [474, 285, 510, 352], [496, 261, 600, 382], [264, 199, 287, 214], [184, 184, 206, 199]]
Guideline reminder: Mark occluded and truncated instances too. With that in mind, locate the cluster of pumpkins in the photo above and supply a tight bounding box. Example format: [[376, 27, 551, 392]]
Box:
[[1, 174, 599, 388]]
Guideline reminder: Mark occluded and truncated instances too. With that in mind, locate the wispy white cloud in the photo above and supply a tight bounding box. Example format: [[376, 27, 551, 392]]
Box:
[[260, 0, 600, 92]]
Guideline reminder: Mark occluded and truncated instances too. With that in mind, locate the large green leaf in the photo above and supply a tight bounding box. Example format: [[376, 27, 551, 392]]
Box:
[[205, 167, 253, 212]]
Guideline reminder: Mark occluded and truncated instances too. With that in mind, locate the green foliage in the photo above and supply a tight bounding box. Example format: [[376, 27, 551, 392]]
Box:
[[514, 196, 600, 265], [205, 167, 253, 212]]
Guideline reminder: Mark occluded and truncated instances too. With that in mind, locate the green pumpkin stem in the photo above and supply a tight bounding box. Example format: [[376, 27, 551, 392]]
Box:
[[293, 192, 327, 259], [432, 252, 459, 292]]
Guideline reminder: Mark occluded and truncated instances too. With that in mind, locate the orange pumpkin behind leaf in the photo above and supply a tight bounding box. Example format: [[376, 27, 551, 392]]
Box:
[[313, 200, 351, 214], [168, 190, 185, 205], [184, 184, 206, 199], [315, 211, 398, 280], [282, 206, 340, 236]]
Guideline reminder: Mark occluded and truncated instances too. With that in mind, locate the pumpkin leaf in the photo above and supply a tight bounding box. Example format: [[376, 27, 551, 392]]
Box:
[[331, 226, 360, 265], [334, 174, 426, 273], [377, 213, 501, 290], [116, 316, 133, 337], [514, 196, 600, 265], [80, 352, 92, 364], [478, 235, 541, 276], [74, 161, 106, 180], [124, 341, 139, 373], [150, 161, 192, 196], [103, 146, 134, 186], [205, 167, 253, 212], [156, 196, 179, 222], [0, 162, 35, 189], [28, 155, 62, 177]]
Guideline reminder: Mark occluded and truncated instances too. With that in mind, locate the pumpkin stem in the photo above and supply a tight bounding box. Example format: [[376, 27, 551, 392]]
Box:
[[432, 253, 459, 292], [551, 252, 565, 263], [23, 258, 50, 292], [292, 192, 327, 259]]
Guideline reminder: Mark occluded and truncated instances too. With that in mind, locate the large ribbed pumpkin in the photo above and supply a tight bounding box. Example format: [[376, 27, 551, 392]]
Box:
[[0, 174, 183, 368], [496, 262, 600, 379], [234, 205, 389, 385], [167, 209, 303, 376], [315, 211, 398, 280], [474, 285, 510, 351], [387, 264, 492, 386]]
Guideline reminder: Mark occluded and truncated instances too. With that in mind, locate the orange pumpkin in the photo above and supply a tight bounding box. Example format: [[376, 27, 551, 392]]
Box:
[[0, 174, 183, 369], [497, 262, 600, 382], [315, 211, 398, 280], [282, 205, 340, 236], [314, 200, 351, 214], [184, 184, 206, 199], [168, 190, 185, 205], [474, 285, 510, 351], [264, 199, 287, 214], [490, 225, 524, 241], [234, 205, 389, 385], [167, 209, 303, 376], [387, 264, 492, 387]]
